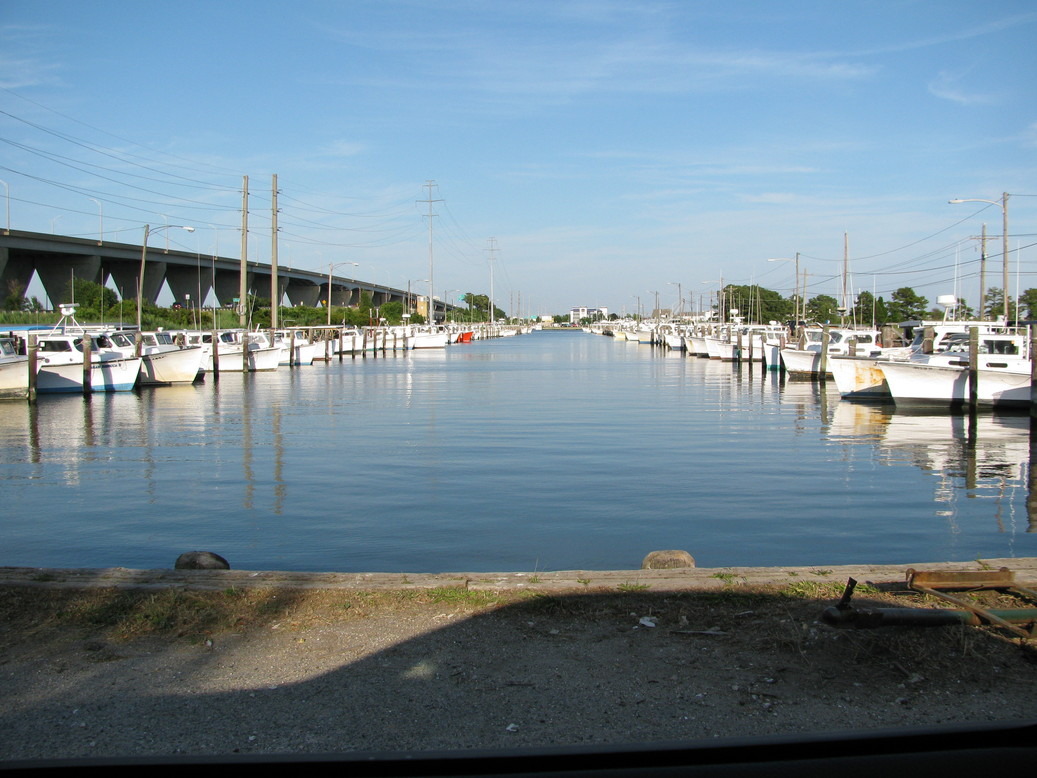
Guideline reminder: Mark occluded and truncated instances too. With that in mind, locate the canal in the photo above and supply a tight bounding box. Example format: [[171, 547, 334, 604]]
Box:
[[1, 330, 1034, 573]]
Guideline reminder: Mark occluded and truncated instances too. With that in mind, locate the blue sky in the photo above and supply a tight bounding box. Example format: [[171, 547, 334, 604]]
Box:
[[1, 1, 1035, 317]]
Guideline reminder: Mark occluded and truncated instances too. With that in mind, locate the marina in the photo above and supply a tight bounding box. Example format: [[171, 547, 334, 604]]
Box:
[[2, 329, 1036, 574]]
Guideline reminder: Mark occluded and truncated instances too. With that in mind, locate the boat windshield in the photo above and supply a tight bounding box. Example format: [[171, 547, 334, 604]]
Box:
[[39, 339, 76, 353]]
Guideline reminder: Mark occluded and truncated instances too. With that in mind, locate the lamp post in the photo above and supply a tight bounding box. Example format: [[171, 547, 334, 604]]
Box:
[[138, 223, 194, 330], [768, 254, 800, 325], [950, 193, 1010, 322], [327, 261, 359, 326]]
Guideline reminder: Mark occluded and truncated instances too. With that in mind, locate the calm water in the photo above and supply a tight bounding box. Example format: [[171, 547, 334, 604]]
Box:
[[2, 331, 1035, 573]]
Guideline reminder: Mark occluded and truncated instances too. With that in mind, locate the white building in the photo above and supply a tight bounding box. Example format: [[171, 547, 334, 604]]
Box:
[[569, 306, 609, 323]]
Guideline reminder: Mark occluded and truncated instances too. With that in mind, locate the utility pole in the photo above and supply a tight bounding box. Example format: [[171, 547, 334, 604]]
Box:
[[239, 175, 248, 326], [979, 224, 987, 320], [486, 237, 497, 325], [270, 174, 279, 330], [419, 181, 442, 324]]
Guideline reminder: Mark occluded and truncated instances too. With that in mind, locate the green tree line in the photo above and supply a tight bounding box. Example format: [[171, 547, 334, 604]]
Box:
[[0, 280, 508, 329]]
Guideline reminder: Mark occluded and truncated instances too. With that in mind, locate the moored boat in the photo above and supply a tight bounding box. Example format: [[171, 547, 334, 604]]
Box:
[[0, 337, 30, 400]]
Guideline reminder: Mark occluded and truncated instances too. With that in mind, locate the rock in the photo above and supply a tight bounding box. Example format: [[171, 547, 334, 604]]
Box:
[[175, 551, 230, 570], [641, 550, 695, 569]]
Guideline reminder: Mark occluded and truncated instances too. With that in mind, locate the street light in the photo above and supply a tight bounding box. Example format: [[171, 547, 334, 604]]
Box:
[[327, 261, 359, 326], [950, 193, 1010, 322], [138, 223, 194, 330]]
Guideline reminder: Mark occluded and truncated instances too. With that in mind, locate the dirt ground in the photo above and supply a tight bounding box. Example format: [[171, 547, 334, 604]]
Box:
[[1, 574, 1036, 763]]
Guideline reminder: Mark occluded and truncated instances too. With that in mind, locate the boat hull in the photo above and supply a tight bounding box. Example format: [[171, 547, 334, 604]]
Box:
[[140, 347, 205, 385], [828, 357, 891, 399], [0, 358, 30, 400], [880, 361, 1031, 408], [37, 357, 142, 393]]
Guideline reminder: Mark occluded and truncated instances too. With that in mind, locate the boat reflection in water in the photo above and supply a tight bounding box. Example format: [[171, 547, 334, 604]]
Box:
[[825, 402, 1037, 533]]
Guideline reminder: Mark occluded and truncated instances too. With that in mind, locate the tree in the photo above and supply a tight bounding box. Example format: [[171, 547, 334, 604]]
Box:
[[1017, 288, 1037, 319], [721, 284, 791, 323], [64, 278, 118, 313], [379, 300, 404, 324], [984, 287, 1017, 320], [460, 292, 506, 322], [805, 294, 840, 323], [4, 279, 26, 311], [852, 291, 890, 326], [885, 287, 929, 322]]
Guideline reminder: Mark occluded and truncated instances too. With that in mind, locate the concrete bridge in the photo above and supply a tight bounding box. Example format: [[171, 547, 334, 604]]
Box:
[[0, 229, 452, 317]]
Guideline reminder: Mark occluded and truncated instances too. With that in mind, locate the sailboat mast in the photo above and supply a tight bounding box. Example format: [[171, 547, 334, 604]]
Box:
[[842, 232, 849, 327]]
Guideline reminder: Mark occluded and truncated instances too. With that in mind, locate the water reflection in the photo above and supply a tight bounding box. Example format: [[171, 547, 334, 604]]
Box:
[[825, 402, 1035, 533]]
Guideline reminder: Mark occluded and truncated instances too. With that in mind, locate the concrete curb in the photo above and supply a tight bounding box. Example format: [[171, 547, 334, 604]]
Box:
[[2, 558, 1035, 593]]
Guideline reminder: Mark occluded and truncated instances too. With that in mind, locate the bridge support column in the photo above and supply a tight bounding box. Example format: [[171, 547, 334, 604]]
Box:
[[165, 265, 212, 309], [0, 247, 37, 307], [286, 279, 320, 308], [213, 268, 250, 308], [36, 253, 103, 307]]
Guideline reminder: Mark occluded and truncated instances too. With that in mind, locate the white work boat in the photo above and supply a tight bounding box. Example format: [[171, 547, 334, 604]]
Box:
[[0, 337, 30, 400]]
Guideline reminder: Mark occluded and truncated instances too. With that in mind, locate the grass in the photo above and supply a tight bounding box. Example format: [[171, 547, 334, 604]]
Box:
[[781, 580, 879, 599], [616, 582, 650, 592], [5, 579, 1029, 659]]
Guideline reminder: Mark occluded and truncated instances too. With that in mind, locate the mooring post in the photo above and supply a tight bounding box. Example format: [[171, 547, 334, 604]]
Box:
[[81, 334, 92, 395], [968, 326, 979, 411], [1030, 326, 1037, 421], [210, 329, 220, 380], [27, 334, 37, 403], [819, 323, 830, 381]]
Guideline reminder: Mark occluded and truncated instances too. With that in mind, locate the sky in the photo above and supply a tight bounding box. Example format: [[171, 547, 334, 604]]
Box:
[[1, 0, 1035, 318]]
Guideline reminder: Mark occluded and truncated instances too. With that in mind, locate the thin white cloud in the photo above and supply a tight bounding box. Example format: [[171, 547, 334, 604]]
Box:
[[0, 25, 63, 89], [1025, 122, 1037, 148], [319, 140, 367, 158], [928, 71, 1000, 106], [846, 11, 1037, 57]]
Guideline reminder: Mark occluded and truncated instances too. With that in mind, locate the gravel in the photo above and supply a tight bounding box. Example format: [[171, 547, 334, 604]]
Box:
[[2, 578, 1036, 763]]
